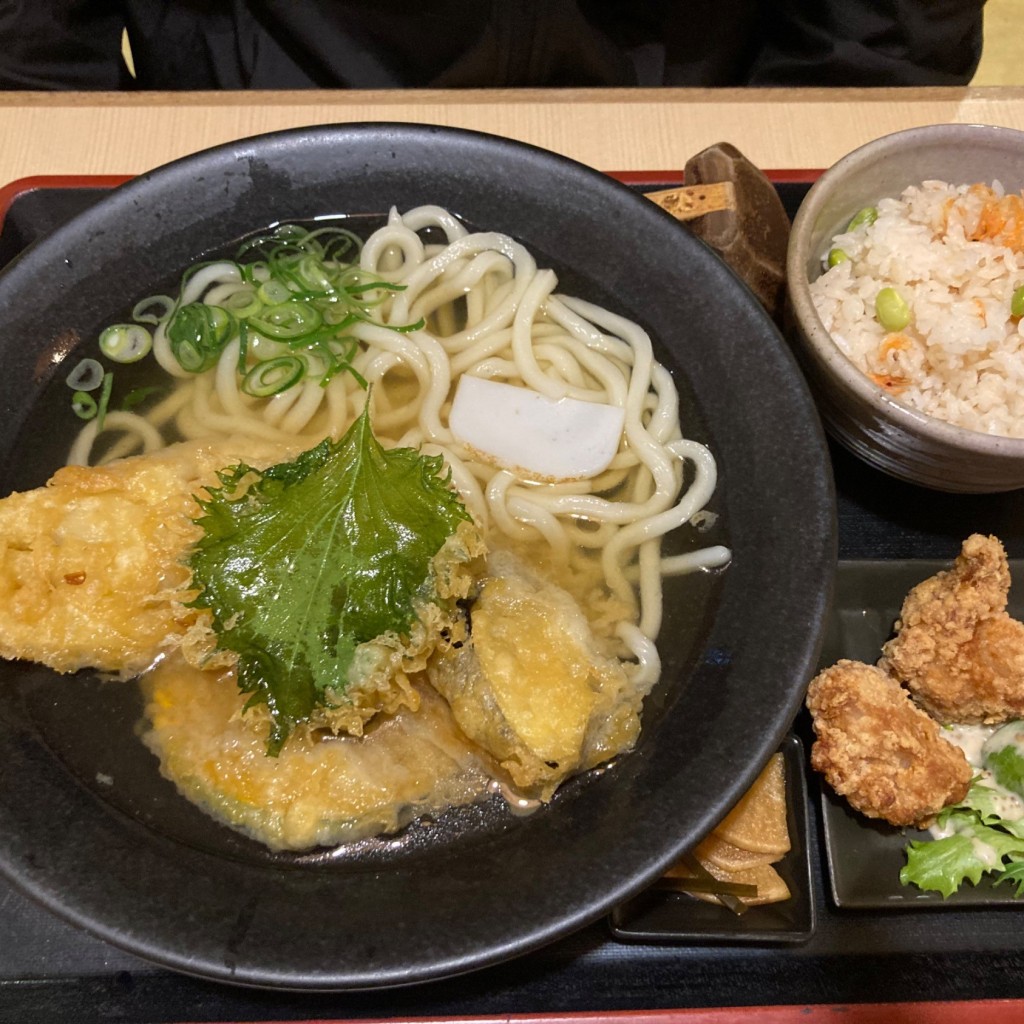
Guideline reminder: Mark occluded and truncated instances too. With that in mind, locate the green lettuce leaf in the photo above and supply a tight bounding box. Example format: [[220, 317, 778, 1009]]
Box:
[[962, 780, 1024, 838], [994, 859, 1024, 897], [901, 815, 1024, 898], [188, 403, 471, 754], [986, 742, 1024, 799]]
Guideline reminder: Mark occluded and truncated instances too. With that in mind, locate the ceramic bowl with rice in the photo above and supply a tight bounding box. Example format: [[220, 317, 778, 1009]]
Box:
[[786, 123, 1024, 493]]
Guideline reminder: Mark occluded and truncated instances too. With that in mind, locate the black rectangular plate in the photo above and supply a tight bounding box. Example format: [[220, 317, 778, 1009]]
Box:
[[609, 734, 815, 943], [817, 558, 1024, 909]]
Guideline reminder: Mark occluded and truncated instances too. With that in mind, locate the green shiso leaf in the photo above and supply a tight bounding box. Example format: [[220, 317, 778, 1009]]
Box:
[[188, 402, 471, 755]]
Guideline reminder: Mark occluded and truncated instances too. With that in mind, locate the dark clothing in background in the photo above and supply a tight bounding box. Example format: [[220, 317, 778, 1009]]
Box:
[[0, 0, 987, 91]]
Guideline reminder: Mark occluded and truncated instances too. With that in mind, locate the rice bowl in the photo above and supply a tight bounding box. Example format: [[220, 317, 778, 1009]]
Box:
[[810, 180, 1024, 437], [786, 123, 1024, 493]]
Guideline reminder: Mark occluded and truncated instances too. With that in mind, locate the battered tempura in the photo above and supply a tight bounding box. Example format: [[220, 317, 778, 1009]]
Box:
[[0, 439, 289, 675], [142, 654, 491, 851], [0, 437, 652, 849], [428, 550, 649, 798]]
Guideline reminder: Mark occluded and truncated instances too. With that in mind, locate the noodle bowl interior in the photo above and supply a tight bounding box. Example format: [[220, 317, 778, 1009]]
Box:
[[4, 205, 729, 853]]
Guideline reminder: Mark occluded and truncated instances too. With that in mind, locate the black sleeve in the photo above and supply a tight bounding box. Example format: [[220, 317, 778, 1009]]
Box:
[[0, 0, 987, 91], [0, 0, 129, 89], [744, 0, 987, 87]]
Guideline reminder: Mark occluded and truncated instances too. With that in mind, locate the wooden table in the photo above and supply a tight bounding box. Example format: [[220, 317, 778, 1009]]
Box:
[[3, 86, 1024, 181], [4, 85, 1024, 1024]]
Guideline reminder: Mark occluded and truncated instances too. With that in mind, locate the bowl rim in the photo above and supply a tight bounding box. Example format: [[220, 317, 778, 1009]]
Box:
[[787, 121, 1024, 457]]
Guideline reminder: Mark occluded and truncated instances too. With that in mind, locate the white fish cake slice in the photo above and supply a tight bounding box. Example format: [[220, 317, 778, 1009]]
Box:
[[449, 376, 625, 482]]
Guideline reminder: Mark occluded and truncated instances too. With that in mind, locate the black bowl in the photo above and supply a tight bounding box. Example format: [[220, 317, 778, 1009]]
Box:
[[0, 123, 835, 990]]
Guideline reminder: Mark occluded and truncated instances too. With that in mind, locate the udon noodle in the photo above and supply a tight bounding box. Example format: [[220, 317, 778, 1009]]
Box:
[[69, 205, 729, 677]]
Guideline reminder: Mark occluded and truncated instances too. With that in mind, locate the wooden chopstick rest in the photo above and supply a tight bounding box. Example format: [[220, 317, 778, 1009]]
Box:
[[646, 142, 791, 324]]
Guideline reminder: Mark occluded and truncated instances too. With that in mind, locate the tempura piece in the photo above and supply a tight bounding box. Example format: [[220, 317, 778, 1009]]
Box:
[[0, 420, 484, 751], [186, 406, 485, 751], [142, 654, 491, 851], [427, 550, 650, 798], [806, 659, 971, 828], [310, 520, 485, 739], [881, 534, 1024, 725], [0, 438, 289, 676]]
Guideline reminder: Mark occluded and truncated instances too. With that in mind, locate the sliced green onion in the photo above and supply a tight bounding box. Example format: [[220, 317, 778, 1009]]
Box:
[[131, 295, 176, 325], [167, 302, 235, 373], [71, 390, 98, 419], [241, 356, 307, 397], [846, 206, 878, 232], [237, 322, 250, 376], [96, 372, 114, 432], [256, 279, 293, 306], [120, 385, 166, 411], [249, 301, 323, 340], [1012, 285, 1024, 318], [319, 337, 366, 390], [305, 225, 361, 257], [221, 286, 263, 319], [348, 365, 369, 390], [292, 255, 334, 294], [66, 357, 105, 391], [92, 226, 409, 399], [393, 316, 427, 334], [241, 261, 269, 285], [343, 275, 403, 297], [99, 323, 153, 363], [322, 307, 363, 329]]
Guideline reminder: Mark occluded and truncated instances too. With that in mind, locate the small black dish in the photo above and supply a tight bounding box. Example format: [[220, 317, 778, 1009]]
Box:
[[608, 734, 815, 944], [819, 558, 1024, 910]]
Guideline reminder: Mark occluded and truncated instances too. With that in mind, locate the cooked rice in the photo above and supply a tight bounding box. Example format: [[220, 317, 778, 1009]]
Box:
[[809, 180, 1024, 437]]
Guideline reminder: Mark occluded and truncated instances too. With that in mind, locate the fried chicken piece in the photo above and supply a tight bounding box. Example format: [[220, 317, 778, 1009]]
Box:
[[881, 533, 1024, 725], [806, 659, 971, 828], [0, 438, 292, 676]]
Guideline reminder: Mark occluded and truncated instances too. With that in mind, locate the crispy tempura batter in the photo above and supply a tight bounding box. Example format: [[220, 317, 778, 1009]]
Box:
[[428, 550, 648, 798], [806, 659, 971, 828], [0, 440, 291, 675], [881, 533, 1024, 724], [142, 655, 491, 851], [0, 437, 481, 741]]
